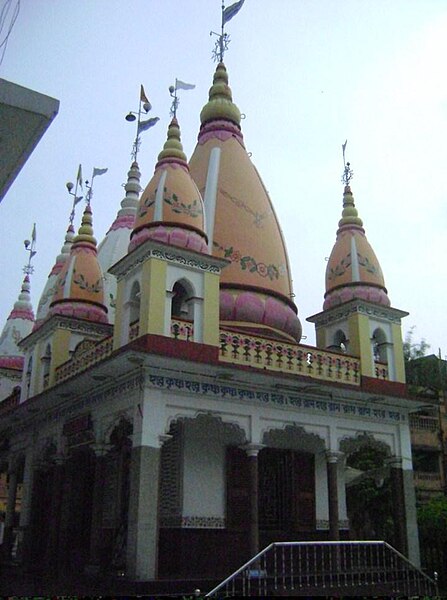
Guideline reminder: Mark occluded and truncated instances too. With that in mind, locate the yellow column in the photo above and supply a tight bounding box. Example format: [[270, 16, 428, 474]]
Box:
[[202, 272, 220, 346], [50, 328, 72, 383], [315, 328, 326, 349], [348, 312, 374, 377], [391, 323, 406, 383], [140, 258, 166, 336], [113, 278, 126, 350]]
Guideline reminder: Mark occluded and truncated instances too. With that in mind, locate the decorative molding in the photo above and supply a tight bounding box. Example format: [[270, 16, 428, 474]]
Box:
[[148, 374, 405, 424], [109, 238, 228, 281], [160, 515, 226, 529], [9, 374, 143, 436], [19, 314, 112, 351], [308, 300, 408, 328], [316, 519, 350, 530]]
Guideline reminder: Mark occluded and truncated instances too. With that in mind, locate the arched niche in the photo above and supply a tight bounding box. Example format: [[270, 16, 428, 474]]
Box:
[[372, 327, 388, 363], [339, 431, 392, 458], [170, 278, 195, 320], [262, 423, 326, 454]]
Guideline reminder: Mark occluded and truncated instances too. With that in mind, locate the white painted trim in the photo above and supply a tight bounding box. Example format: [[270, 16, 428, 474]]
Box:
[[203, 147, 221, 251], [350, 235, 360, 282], [154, 170, 168, 222]]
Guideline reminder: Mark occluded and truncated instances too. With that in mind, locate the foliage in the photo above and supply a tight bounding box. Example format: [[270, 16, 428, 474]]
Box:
[[346, 446, 394, 542], [418, 495, 447, 541], [403, 326, 430, 362]]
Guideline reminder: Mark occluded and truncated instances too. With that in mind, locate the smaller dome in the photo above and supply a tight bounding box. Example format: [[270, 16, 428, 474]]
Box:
[[324, 185, 390, 310], [0, 275, 34, 369], [98, 161, 142, 322], [49, 205, 108, 323], [34, 224, 75, 330], [129, 118, 208, 254]]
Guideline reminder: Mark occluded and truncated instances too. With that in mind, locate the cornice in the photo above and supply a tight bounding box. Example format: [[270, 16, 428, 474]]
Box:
[[19, 315, 113, 350], [307, 299, 409, 327], [109, 238, 229, 281]]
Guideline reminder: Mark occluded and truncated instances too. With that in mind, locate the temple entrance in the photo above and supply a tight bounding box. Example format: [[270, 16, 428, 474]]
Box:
[[258, 448, 315, 546]]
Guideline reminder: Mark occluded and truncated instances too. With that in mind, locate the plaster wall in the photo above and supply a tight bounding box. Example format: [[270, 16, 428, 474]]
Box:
[[182, 420, 225, 518]]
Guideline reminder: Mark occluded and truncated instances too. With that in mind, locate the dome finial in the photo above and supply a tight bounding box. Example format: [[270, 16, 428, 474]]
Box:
[[23, 222, 37, 277], [169, 78, 196, 119], [157, 117, 187, 165], [200, 62, 241, 126], [210, 0, 246, 63], [338, 141, 362, 228], [125, 84, 160, 163]]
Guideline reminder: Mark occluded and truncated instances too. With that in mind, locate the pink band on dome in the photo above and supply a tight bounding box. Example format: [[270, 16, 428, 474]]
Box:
[[108, 215, 136, 232], [8, 309, 34, 321], [198, 120, 244, 145], [0, 356, 24, 369]]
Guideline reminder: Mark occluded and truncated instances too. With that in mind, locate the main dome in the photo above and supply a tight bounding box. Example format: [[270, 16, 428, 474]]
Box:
[[189, 63, 301, 342]]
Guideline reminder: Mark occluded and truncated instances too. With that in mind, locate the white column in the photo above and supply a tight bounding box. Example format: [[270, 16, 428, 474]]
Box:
[[126, 387, 166, 580]]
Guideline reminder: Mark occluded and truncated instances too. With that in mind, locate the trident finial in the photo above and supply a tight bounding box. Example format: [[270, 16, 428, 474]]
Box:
[[169, 78, 196, 118], [23, 224, 37, 276], [341, 140, 354, 185], [66, 164, 84, 226], [210, 0, 245, 63], [125, 85, 159, 162]]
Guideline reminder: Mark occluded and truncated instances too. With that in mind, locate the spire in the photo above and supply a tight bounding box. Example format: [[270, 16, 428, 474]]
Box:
[[323, 173, 390, 310], [338, 185, 364, 229], [200, 62, 241, 127], [34, 224, 75, 329], [156, 117, 187, 164], [50, 204, 108, 323], [73, 203, 96, 246], [130, 116, 208, 254], [0, 277, 34, 371], [97, 161, 142, 322]]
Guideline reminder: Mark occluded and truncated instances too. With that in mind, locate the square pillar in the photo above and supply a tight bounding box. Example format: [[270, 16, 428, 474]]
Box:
[[126, 444, 161, 580]]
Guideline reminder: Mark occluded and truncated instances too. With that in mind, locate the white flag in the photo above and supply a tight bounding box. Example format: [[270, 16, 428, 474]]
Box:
[[175, 79, 195, 91], [92, 167, 108, 179]]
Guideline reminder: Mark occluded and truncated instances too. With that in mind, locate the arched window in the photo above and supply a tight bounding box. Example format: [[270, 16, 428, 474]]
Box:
[[128, 281, 140, 341], [41, 344, 51, 389], [171, 280, 193, 320], [334, 329, 348, 353], [327, 329, 348, 353], [372, 328, 388, 363], [25, 356, 32, 393]]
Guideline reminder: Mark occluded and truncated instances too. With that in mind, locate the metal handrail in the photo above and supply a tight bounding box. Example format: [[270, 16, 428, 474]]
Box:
[[205, 540, 437, 597]]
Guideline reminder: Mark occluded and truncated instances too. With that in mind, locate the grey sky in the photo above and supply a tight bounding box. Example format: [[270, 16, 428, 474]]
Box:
[[1, 0, 446, 354]]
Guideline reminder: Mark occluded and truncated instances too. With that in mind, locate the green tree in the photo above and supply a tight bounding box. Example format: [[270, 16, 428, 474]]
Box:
[[403, 326, 430, 361]]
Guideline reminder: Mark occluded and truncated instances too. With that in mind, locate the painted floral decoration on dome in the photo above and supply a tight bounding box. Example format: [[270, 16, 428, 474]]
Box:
[[137, 197, 155, 219], [220, 188, 271, 228], [216, 243, 283, 281], [72, 270, 103, 294], [327, 251, 377, 281], [164, 193, 202, 218]]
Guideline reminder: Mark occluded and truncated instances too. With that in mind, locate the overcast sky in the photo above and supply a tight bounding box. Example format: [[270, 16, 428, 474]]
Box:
[[1, 0, 446, 356]]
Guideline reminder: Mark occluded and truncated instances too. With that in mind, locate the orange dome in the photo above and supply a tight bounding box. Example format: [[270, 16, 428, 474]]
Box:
[[130, 118, 208, 254], [189, 63, 301, 341], [324, 185, 390, 309], [50, 205, 108, 323]]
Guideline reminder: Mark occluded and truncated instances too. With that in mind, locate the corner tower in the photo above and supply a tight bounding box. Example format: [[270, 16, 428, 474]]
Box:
[[111, 117, 226, 349], [189, 63, 301, 342], [308, 177, 407, 383]]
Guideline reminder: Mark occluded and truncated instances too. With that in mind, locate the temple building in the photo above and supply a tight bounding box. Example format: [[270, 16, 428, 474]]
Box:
[[0, 56, 424, 586]]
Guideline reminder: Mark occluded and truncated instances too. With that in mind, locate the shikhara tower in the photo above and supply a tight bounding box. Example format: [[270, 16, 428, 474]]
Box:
[[0, 9, 426, 593]]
